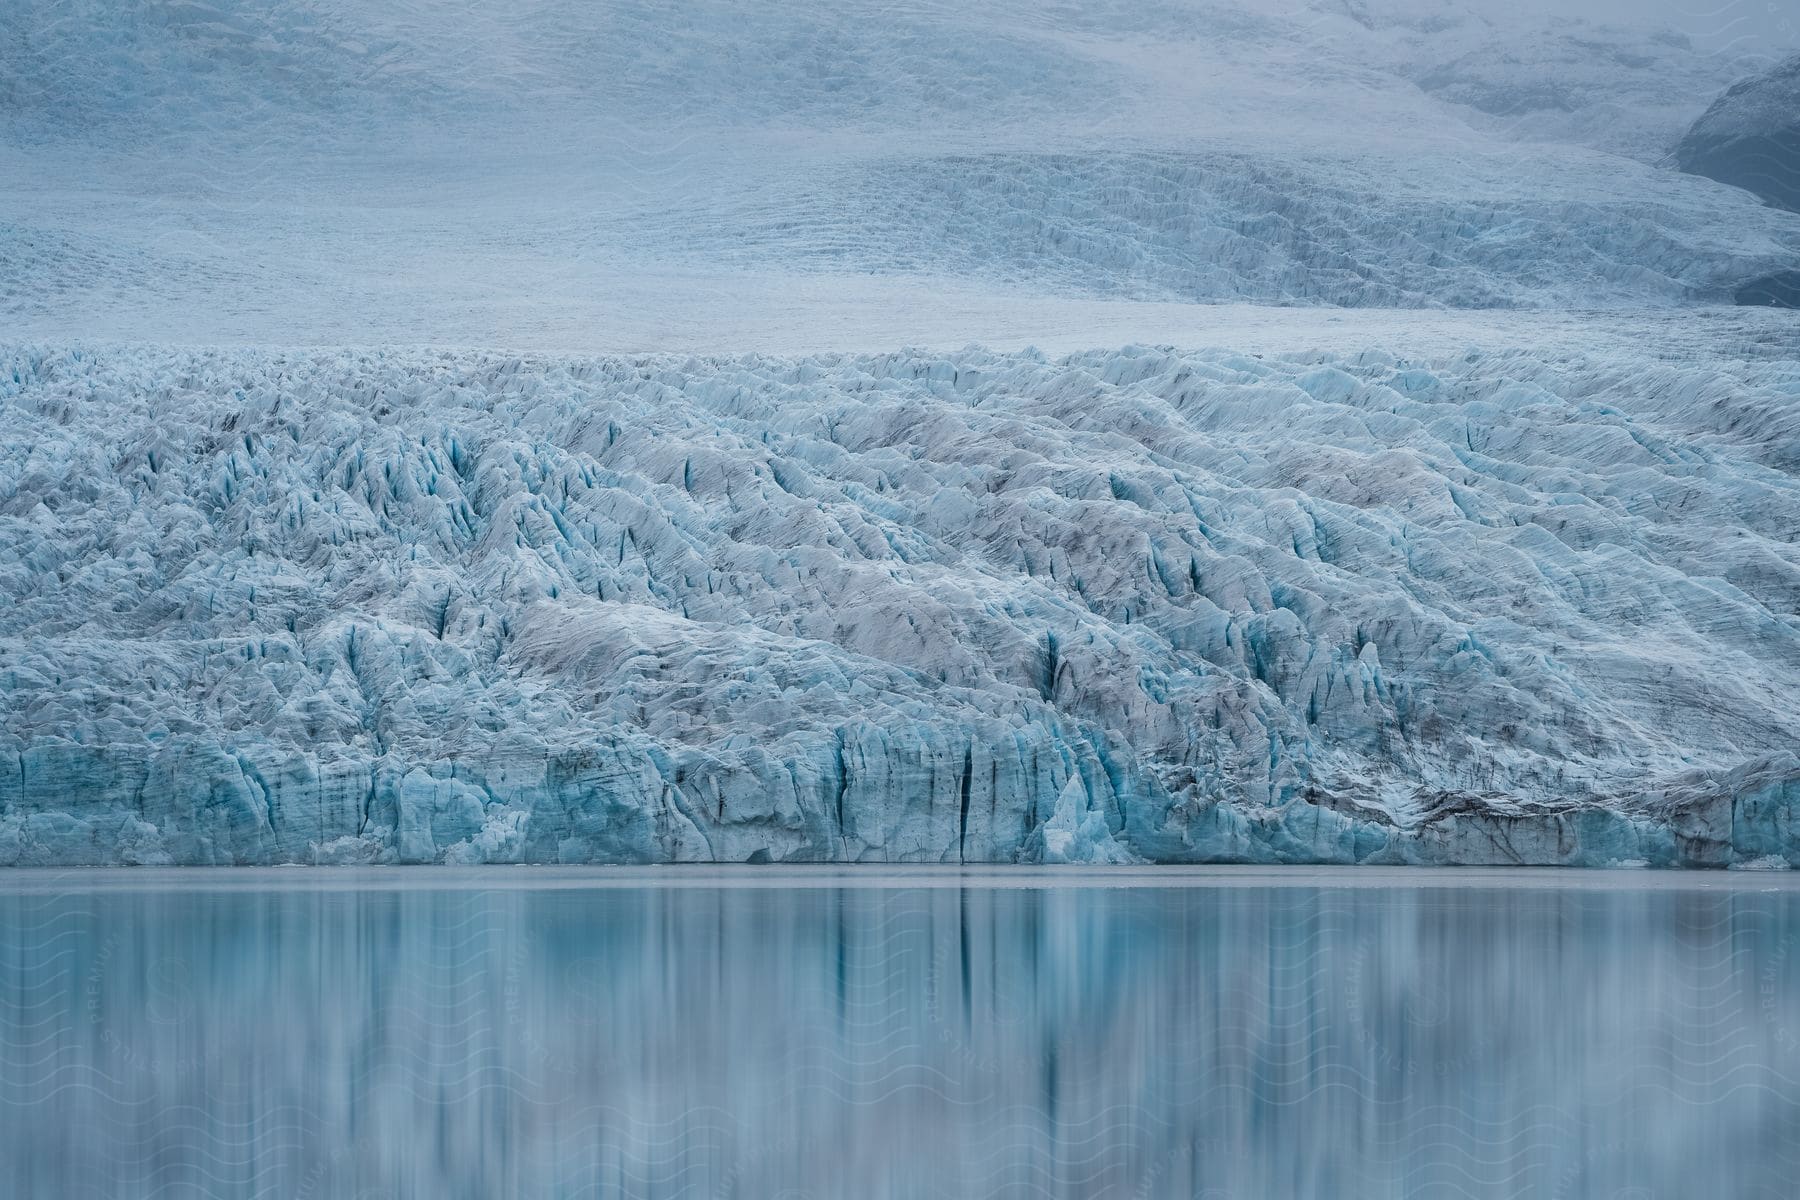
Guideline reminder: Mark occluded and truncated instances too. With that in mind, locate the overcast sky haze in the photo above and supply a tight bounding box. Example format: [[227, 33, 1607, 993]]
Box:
[[1342, 0, 1799, 49], [1550, 0, 1794, 46]]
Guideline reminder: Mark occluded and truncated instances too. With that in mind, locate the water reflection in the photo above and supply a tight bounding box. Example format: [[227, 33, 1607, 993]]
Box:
[[4, 878, 1799, 1197]]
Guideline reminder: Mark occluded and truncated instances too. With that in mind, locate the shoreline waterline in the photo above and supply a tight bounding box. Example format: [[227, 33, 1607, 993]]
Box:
[[5, 862, 1800, 893]]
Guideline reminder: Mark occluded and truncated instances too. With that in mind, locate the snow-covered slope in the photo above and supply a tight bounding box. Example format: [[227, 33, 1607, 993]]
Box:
[[671, 149, 1796, 308], [4, 0, 1799, 343], [1307, 5, 1764, 161], [5, 342, 1797, 865]]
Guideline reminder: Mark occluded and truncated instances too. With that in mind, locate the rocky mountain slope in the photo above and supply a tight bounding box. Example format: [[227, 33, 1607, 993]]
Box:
[[1677, 54, 1800, 215]]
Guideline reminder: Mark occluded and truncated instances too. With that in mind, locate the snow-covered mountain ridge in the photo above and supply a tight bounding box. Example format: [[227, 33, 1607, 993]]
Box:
[[5, 341, 1796, 865]]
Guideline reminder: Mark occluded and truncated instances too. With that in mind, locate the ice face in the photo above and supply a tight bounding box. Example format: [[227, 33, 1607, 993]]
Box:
[[3, 340, 1796, 866]]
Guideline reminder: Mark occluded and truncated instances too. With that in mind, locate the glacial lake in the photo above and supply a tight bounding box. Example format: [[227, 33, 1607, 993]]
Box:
[[4, 868, 1800, 1198]]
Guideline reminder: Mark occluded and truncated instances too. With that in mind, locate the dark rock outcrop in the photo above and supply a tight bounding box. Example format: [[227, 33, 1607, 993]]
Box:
[[1735, 270, 1800, 307], [1676, 55, 1800, 213]]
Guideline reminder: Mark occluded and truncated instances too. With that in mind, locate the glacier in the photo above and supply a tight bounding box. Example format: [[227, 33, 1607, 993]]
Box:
[[4, 340, 1797, 866], [5, 1, 1799, 865], [8, 1, 1800, 347]]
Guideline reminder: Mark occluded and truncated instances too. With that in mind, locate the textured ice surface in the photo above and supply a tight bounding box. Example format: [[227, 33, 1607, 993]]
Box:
[[674, 149, 1798, 308], [6, 1, 1800, 346], [4, 341, 1797, 865]]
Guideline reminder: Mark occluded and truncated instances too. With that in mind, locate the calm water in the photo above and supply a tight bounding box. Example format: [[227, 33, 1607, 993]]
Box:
[[4, 869, 1800, 1198]]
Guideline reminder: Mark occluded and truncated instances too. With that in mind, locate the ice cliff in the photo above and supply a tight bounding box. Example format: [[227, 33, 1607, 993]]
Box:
[[4, 343, 1797, 866]]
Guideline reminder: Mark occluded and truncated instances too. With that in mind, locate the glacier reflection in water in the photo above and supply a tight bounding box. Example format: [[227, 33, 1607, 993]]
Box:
[[4, 875, 1800, 1198]]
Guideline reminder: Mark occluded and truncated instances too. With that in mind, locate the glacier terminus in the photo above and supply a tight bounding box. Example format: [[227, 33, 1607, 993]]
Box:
[[4, 338, 1796, 866]]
